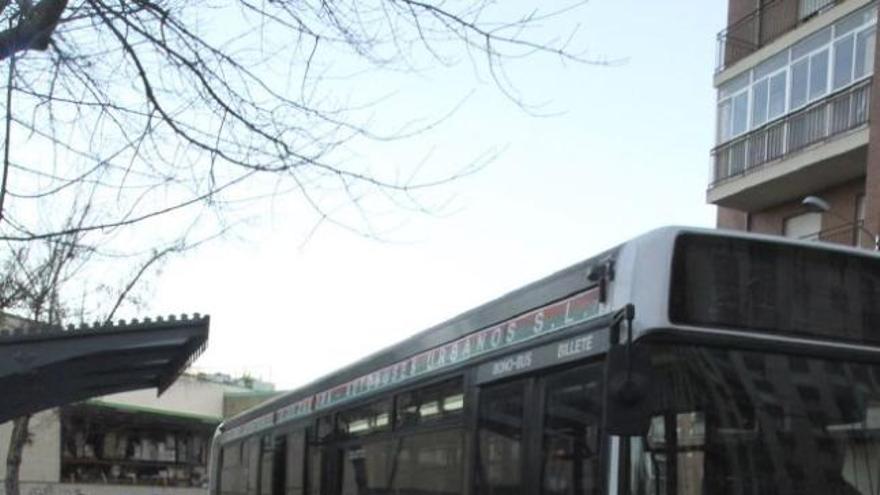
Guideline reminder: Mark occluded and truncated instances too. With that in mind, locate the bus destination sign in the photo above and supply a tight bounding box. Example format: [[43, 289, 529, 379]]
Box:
[[227, 287, 604, 440], [475, 329, 609, 384]]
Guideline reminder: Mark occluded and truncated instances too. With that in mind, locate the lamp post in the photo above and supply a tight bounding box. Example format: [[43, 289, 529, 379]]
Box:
[[801, 195, 879, 251]]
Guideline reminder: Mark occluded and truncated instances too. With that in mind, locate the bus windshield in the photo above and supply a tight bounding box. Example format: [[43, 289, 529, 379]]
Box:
[[629, 345, 880, 495]]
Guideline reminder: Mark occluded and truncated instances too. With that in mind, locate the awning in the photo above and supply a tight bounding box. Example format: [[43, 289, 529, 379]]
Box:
[[0, 314, 209, 423], [72, 400, 221, 427]]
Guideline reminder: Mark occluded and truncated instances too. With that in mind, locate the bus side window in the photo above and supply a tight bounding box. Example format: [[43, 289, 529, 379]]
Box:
[[541, 363, 604, 495], [395, 377, 464, 428], [259, 435, 274, 495], [286, 430, 306, 495], [220, 441, 241, 495], [388, 429, 465, 494], [246, 437, 261, 495], [476, 380, 527, 494], [306, 426, 323, 495], [269, 435, 287, 495]]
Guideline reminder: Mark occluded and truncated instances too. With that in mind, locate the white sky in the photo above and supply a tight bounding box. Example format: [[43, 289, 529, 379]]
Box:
[[148, 0, 727, 389]]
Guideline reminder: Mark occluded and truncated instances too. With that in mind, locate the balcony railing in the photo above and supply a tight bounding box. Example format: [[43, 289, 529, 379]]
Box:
[[710, 79, 871, 187], [717, 0, 842, 72]]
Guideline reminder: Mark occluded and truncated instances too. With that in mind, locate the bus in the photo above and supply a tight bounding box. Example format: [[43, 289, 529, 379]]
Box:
[[210, 226, 880, 495]]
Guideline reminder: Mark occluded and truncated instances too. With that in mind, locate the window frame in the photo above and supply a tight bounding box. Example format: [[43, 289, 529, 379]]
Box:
[[474, 356, 608, 495], [394, 376, 465, 431], [751, 66, 789, 128], [782, 211, 823, 241]]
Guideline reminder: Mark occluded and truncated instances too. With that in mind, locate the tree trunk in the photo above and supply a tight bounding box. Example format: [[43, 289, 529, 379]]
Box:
[[5, 415, 31, 495], [0, 0, 69, 61]]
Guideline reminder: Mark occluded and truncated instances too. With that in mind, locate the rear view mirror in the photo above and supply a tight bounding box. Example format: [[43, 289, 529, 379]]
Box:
[[604, 344, 652, 436]]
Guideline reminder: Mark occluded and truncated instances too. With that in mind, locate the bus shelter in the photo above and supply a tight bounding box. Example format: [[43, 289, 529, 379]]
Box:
[[0, 313, 209, 423]]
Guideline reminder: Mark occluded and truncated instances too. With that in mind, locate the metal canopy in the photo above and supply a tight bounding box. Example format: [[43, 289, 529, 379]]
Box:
[[0, 313, 209, 423]]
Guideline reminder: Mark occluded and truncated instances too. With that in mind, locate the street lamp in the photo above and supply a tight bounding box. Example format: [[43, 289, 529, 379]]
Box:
[[801, 195, 879, 251]]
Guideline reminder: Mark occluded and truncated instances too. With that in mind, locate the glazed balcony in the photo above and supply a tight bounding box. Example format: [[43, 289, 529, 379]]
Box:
[[718, 0, 844, 72], [708, 79, 871, 210]]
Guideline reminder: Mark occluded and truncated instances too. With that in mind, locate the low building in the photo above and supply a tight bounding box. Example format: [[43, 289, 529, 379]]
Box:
[[0, 372, 281, 495]]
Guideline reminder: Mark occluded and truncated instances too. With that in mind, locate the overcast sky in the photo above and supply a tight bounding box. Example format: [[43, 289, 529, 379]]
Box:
[[147, 0, 726, 389]]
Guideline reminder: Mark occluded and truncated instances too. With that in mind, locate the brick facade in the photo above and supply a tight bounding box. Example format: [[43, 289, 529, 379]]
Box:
[[714, 0, 877, 249], [740, 179, 864, 239], [728, 0, 759, 25], [862, 20, 880, 238]]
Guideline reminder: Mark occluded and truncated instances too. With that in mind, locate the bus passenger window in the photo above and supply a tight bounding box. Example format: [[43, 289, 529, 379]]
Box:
[[259, 436, 274, 495], [220, 442, 242, 495], [542, 364, 604, 495], [317, 415, 335, 442], [246, 437, 260, 495], [340, 441, 391, 495], [389, 429, 465, 495], [286, 431, 306, 495], [395, 378, 464, 428], [305, 442, 321, 495], [476, 380, 525, 495], [338, 400, 392, 437]]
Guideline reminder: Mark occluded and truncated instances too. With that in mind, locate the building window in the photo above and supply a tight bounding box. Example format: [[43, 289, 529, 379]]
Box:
[[751, 52, 789, 127], [752, 70, 788, 127], [789, 28, 833, 109], [718, 73, 750, 142], [768, 71, 787, 120], [855, 29, 876, 78], [718, 90, 749, 142], [790, 58, 810, 109], [808, 49, 830, 101], [783, 212, 822, 241], [833, 33, 856, 89]]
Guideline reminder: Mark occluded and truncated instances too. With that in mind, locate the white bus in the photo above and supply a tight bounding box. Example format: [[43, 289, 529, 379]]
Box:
[[211, 226, 880, 495]]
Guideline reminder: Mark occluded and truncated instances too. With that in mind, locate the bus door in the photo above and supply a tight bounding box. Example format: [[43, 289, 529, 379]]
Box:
[[257, 434, 288, 495], [476, 378, 532, 495], [539, 363, 605, 495], [475, 361, 605, 495]]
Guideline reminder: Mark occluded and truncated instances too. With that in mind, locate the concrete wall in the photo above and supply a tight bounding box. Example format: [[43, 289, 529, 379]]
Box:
[[223, 393, 281, 419], [0, 410, 61, 483], [95, 375, 237, 420]]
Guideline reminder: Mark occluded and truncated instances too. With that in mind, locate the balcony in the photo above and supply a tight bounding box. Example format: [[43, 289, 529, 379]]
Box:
[[717, 0, 843, 72], [711, 79, 871, 189]]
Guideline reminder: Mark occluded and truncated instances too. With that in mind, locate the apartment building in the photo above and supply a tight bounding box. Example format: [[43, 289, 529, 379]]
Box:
[[711, 0, 879, 246]]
